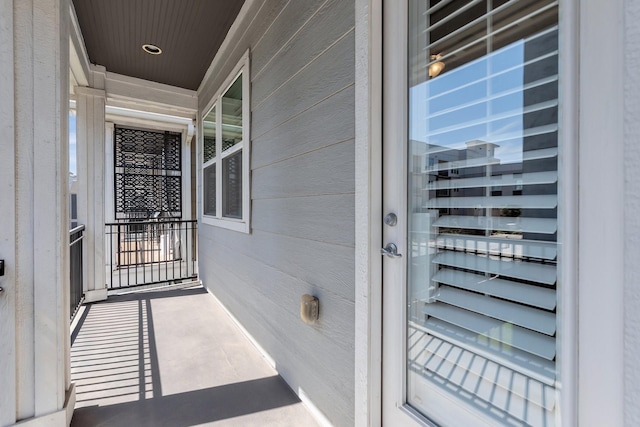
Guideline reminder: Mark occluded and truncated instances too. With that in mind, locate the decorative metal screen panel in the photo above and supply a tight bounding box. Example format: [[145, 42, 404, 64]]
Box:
[[203, 136, 216, 163], [114, 126, 182, 219]]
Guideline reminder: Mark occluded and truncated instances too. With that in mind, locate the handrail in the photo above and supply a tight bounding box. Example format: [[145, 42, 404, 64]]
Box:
[[70, 224, 86, 235], [105, 219, 196, 226]]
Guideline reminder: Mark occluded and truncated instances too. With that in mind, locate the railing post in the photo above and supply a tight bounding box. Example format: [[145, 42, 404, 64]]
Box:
[[75, 86, 107, 303], [69, 225, 85, 320]]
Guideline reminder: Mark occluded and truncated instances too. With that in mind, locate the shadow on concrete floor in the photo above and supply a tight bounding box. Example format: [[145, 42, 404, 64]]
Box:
[[71, 376, 301, 426], [70, 286, 319, 427]]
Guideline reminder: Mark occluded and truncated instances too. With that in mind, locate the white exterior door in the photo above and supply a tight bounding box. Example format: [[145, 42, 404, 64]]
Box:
[[382, 1, 562, 425]]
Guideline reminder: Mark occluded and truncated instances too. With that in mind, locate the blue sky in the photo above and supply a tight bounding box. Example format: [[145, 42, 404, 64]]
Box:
[[69, 111, 76, 174]]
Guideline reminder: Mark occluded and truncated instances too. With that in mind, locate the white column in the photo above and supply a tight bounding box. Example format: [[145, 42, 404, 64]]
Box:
[[0, 0, 74, 426], [578, 0, 624, 426], [75, 86, 107, 303]]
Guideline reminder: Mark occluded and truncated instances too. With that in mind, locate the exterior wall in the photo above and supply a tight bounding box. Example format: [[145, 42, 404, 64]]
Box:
[[625, 0, 640, 424], [0, 0, 74, 425], [197, 1, 355, 425]]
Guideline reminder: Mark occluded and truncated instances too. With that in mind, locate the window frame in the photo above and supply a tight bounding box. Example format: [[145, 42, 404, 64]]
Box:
[[200, 50, 251, 233]]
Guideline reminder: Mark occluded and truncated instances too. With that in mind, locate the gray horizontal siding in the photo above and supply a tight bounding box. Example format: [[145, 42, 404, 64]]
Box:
[[252, 193, 354, 247], [197, 0, 356, 425], [252, 84, 355, 169], [198, 248, 355, 422], [253, 139, 355, 200], [251, 0, 355, 107], [252, 33, 355, 140], [202, 228, 355, 300]]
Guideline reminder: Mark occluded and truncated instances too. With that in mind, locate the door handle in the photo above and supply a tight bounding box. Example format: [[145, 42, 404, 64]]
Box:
[[380, 243, 402, 258]]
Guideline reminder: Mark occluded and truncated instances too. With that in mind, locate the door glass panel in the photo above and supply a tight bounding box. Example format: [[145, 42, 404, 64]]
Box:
[[407, 1, 559, 425]]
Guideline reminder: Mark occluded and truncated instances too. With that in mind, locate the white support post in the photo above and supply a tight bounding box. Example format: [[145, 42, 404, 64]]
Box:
[[75, 86, 108, 303], [0, 0, 75, 425], [578, 0, 625, 425]]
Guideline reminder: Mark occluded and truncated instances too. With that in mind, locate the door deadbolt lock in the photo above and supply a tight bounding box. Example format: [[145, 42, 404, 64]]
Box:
[[384, 213, 398, 226], [380, 243, 402, 258]]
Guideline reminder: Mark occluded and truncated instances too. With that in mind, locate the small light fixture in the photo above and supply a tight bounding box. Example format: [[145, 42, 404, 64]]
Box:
[[300, 294, 319, 324], [429, 53, 445, 78], [142, 44, 162, 55]]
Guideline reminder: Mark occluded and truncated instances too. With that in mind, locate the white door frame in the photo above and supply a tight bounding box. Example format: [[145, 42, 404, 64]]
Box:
[[380, 0, 418, 424], [379, 1, 582, 426], [354, 0, 384, 425], [355, 0, 628, 425]]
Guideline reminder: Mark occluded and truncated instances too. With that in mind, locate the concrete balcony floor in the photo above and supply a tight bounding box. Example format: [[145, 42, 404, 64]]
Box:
[[70, 285, 320, 426]]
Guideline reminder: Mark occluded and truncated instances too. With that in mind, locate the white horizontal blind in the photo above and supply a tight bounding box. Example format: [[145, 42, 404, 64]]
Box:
[[407, 0, 560, 425]]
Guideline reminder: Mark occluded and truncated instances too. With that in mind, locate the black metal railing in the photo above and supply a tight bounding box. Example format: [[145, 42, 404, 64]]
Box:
[[105, 219, 197, 289], [70, 225, 85, 320]]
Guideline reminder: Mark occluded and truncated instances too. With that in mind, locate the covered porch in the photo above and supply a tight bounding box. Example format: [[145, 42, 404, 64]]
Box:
[[70, 285, 320, 426]]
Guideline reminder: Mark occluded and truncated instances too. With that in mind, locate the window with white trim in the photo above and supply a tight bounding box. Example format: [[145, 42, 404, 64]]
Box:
[[202, 52, 250, 232]]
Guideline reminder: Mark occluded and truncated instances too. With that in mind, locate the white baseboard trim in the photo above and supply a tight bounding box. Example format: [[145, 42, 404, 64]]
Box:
[[14, 384, 75, 427], [205, 287, 276, 369], [298, 387, 334, 427], [83, 288, 108, 303], [65, 383, 76, 426], [204, 287, 334, 426], [107, 279, 202, 296]]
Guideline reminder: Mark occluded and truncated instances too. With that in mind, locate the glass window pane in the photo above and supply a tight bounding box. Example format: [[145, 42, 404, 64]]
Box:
[[203, 105, 216, 163], [407, 1, 559, 426], [222, 75, 243, 152], [69, 109, 78, 228], [222, 150, 242, 219], [203, 163, 216, 216]]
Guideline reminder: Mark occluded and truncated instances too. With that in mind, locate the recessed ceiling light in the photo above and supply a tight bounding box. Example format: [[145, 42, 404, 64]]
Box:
[[142, 44, 162, 55]]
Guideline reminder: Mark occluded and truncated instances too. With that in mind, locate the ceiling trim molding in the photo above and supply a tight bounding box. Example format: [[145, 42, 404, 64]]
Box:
[[104, 109, 192, 134], [197, 0, 260, 94], [69, 1, 90, 87], [105, 71, 198, 118]]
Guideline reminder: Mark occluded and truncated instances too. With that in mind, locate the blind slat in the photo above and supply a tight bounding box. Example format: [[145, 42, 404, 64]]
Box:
[[421, 0, 519, 55], [427, 194, 557, 209], [423, 303, 556, 360], [426, 45, 558, 103], [423, 2, 559, 70], [425, 120, 558, 144], [435, 234, 557, 260], [433, 269, 556, 309], [425, 147, 558, 173], [433, 251, 557, 285], [426, 0, 483, 33], [426, 171, 557, 191], [436, 286, 556, 335], [433, 215, 557, 234], [428, 95, 557, 129]]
